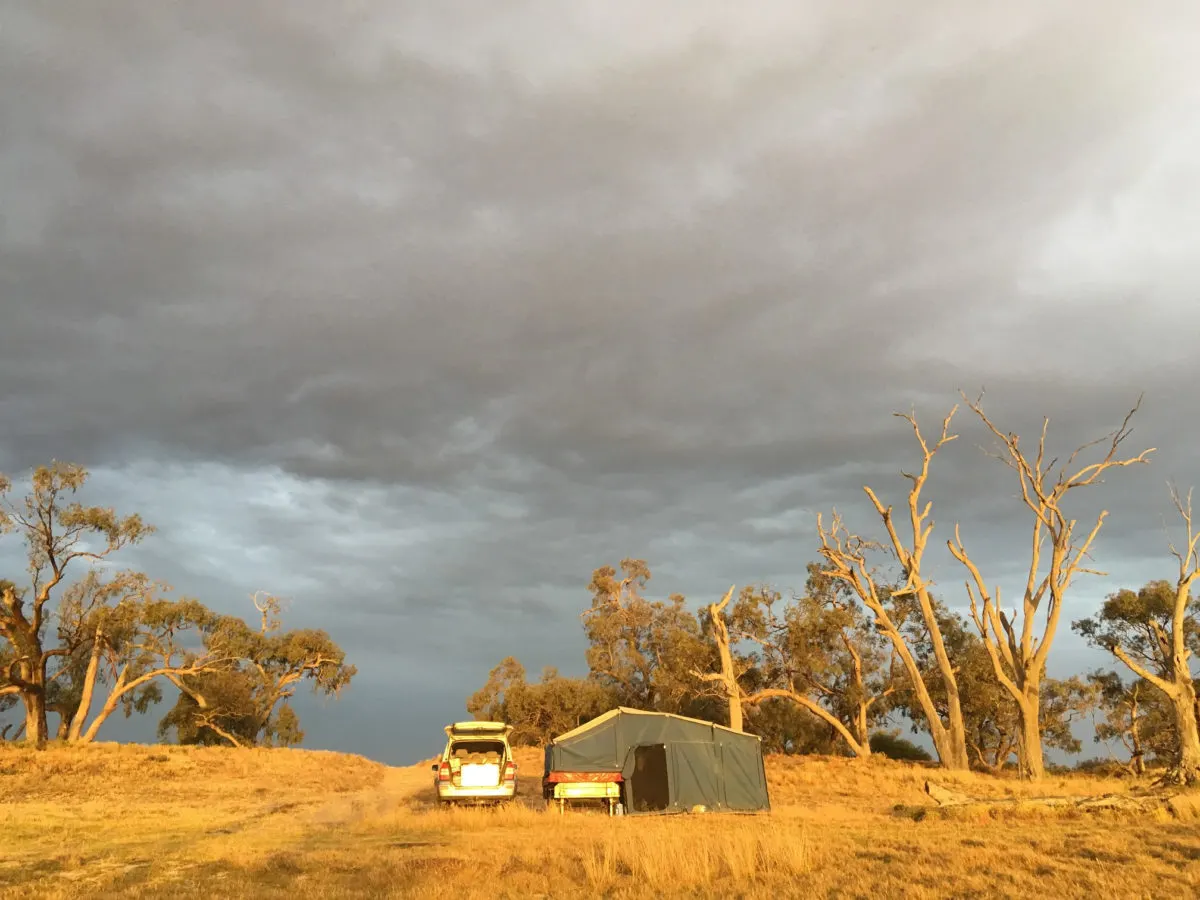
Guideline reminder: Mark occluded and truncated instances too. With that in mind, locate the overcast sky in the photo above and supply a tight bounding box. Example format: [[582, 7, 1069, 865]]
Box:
[[3, 1, 1200, 765]]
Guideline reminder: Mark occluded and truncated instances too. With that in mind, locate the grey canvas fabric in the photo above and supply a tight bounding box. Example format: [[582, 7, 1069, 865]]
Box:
[[544, 707, 770, 814]]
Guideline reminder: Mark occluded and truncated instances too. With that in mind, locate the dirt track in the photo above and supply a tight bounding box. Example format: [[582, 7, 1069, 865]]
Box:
[[307, 753, 548, 827]]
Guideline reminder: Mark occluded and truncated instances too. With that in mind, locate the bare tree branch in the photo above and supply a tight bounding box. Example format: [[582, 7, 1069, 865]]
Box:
[[744, 688, 868, 757], [816, 405, 971, 770], [952, 392, 1153, 779]]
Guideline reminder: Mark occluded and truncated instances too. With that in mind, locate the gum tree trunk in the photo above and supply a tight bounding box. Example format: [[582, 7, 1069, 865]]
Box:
[[21, 676, 48, 749], [1171, 682, 1200, 784], [1015, 692, 1045, 781]]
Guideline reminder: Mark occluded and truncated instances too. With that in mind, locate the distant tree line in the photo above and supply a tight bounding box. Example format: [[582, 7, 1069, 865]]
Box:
[[470, 394, 1200, 785], [1, 463, 355, 748]]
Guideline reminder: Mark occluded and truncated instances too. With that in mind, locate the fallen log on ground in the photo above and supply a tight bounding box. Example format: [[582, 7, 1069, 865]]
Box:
[[921, 780, 1200, 820]]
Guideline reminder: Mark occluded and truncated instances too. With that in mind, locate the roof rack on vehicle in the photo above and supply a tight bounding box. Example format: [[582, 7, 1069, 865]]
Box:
[[444, 721, 511, 736]]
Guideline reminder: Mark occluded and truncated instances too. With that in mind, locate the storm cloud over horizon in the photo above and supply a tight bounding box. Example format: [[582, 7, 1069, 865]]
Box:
[[3, 1, 1200, 763]]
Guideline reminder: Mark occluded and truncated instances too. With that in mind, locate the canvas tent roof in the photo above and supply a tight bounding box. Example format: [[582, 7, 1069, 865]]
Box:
[[545, 707, 770, 815]]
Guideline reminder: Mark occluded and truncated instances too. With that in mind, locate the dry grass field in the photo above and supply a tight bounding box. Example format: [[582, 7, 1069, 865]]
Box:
[[2, 742, 1199, 899]]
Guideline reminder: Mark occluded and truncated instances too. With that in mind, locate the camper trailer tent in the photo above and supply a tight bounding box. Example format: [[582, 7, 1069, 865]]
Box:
[[543, 707, 770, 815]]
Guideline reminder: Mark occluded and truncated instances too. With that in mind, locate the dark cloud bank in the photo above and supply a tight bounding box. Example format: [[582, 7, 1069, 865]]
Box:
[[3, 1, 1200, 763]]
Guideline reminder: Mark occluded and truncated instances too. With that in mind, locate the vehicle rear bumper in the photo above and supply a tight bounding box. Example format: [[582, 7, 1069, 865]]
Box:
[[552, 781, 621, 800], [436, 783, 516, 802]]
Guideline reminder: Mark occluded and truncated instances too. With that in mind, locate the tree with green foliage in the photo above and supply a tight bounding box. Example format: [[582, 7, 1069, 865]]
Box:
[[1085, 670, 1177, 775], [44, 570, 156, 740], [158, 593, 355, 748], [743, 696, 840, 755], [0, 619, 22, 738], [1039, 676, 1099, 756], [732, 568, 899, 758], [870, 731, 932, 762], [2, 570, 228, 743], [1073, 497, 1200, 785], [467, 656, 615, 746], [582, 560, 710, 714], [903, 606, 1015, 772], [69, 591, 237, 744], [0, 464, 356, 749], [0, 463, 153, 746]]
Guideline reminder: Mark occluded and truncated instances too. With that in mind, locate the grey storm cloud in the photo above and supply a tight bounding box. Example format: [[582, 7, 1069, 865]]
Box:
[[3, 0, 1200, 761]]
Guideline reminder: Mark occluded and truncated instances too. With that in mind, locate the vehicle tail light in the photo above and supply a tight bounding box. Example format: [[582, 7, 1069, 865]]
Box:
[[503, 762, 516, 783], [438, 761, 452, 782]]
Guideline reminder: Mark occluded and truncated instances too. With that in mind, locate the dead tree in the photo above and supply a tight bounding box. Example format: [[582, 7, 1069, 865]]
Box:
[[818, 408, 970, 770], [947, 393, 1153, 780], [692, 586, 744, 732], [922, 779, 1200, 820]]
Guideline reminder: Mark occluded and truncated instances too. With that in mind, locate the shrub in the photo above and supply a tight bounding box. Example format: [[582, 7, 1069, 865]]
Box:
[[869, 732, 932, 762]]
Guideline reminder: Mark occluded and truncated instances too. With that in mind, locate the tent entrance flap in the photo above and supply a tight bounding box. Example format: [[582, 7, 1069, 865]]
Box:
[[672, 742, 721, 810], [628, 744, 670, 812]]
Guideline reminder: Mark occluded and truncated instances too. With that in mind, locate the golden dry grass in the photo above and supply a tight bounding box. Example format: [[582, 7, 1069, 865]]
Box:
[[3, 742, 1199, 899]]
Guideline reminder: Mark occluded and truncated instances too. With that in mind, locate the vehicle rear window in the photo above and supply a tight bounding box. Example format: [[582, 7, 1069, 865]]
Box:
[[449, 740, 505, 762]]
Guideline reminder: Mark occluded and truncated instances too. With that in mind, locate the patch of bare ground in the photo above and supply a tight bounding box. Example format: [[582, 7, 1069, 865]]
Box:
[[3, 743, 1198, 899]]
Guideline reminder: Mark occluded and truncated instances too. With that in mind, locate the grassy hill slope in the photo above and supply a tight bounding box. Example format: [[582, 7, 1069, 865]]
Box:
[[3, 743, 1199, 899]]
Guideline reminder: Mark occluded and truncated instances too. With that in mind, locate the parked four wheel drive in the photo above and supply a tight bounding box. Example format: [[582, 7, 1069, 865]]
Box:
[[432, 721, 517, 805]]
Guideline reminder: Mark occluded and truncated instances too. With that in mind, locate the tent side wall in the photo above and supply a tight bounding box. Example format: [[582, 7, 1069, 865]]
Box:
[[619, 713, 770, 814], [546, 714, 623, 772], [716, 731, 771, 812], [664, 731, 770, 814]]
